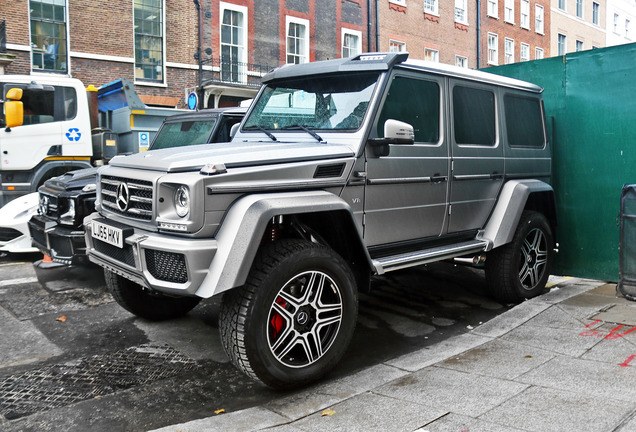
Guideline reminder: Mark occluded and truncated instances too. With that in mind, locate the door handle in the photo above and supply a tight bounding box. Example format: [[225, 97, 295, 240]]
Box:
[[430, 174, 447, 183], [490, 171, 504, 180]]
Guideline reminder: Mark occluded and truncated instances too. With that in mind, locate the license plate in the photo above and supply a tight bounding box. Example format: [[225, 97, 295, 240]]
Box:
[[92, 220, 124, 248]]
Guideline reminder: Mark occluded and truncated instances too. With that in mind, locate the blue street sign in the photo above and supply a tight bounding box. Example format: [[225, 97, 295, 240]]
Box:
[[188, 92, 198, 110]]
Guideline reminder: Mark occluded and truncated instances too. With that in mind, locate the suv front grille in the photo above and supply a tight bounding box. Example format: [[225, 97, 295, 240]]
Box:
[[145, 249, 188, 284], [38, 192, 58, 219], [93, 238, 135, 267], [101, 176, 153, 220]]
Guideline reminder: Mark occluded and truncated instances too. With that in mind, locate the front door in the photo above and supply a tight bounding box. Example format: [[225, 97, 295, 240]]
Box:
[[363, 72, 449, 249]]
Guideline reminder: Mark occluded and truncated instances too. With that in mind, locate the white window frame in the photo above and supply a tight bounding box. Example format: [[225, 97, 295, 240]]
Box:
[[504, 38, 514, 64], [535, 47, 544, 59], [614, 14, 619, 33], [389, 0, 407, 6], [558, 0, 566, 11], [521, 0, 530, 29], [488, 33, 499, 65], [592, 2, 599, 25], [389, 39, 406, 52], [626, 19, 631, 39], [504, 0, 514, 23], [535, 5, 544, 34], [487, 0, 498, 18], [576, 0, 584, 18], [558, 33, 567, 56], [29, 0, 71, 75], [455, 55, 468, 68], [455, 0, 468, 24], [424, 48, 439, 62], [575, 40, 584, 51], [341, 28, 362, 58], [286, 16, 310, 64], [133, 0, 167, 86], [424, 0, 439, 15], [520, 43, 530, 61], [220, 2, 248, 83]]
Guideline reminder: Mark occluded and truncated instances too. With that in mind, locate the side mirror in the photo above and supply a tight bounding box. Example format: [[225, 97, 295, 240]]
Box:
[[367, 119, 415, 157], [5, 88, 24, 129], [384, 119, 415, 144], [229, 122, 240, 140]]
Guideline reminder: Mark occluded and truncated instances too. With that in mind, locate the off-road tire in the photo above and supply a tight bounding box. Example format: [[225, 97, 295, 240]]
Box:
[[486, 211, 554, 303], [104, 269, 201, 320], [219, 239, 358, 389]]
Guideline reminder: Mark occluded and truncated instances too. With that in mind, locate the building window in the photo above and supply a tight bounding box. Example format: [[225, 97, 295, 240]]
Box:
[[521, 0, 530, 28], [134, 0, 164, 83], [520, 43, 529, 61], [342, 29, 361, 58], [488, 33, 498, 65], [220, 3, 247, 84], [504, 0, 514, 23], [614, 14, 619, 33], [455, 0, 468, 24], [505, 38, 514, 64], [592, 2, 599, 25], [424, 0, 438, 15], [558, 0, 566, 11], [627, 19, 631, 38], [286, 16, 309, 64], [535, 47, 544, 59], [390, 0, 407, 6], [558, 33, 567, 55], [487, 0, 498, 17], [389, 40, 406, 52], [424, 48, 439, 62], [576, 0, 583, 18], [29, 0, 68, 73], [576, 40, 584, 51], [455, 55, 468, 68], [535, 5, 544, 34]]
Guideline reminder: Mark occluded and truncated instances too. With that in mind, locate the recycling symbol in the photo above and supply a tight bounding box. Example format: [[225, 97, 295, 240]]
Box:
[[66, 128, 81, 142]]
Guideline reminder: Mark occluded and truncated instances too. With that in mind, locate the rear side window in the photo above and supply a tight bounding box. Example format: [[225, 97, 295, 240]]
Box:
[[453, 86, 496, 146], [504, 94, 545, 148], [377, 76, 440, 143]]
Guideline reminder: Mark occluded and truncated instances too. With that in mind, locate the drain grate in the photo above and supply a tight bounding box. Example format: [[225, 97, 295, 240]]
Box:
[[0, 344, 197, 420]]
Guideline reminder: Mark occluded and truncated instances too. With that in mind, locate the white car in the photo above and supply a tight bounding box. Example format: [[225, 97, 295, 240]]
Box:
[[0, 192, 39, 253]]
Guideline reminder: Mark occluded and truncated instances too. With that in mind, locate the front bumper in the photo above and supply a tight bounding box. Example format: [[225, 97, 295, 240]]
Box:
[[28, 214, 87, 264], [84, 212, 217, 297]]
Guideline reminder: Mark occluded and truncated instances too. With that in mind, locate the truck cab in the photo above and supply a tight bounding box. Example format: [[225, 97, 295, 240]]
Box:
[[1, 76, 92, 207]]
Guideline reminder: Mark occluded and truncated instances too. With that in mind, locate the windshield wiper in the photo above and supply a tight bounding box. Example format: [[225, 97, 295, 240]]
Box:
[[280, 125, 324, 143], [243, 125, 277, 141]]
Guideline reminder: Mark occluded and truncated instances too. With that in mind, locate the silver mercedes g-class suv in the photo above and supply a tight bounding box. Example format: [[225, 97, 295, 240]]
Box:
[[85, 53, 556, 389]]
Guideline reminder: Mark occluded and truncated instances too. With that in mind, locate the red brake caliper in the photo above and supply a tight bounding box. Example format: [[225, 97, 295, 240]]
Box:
[[270, 297, 286, 339]]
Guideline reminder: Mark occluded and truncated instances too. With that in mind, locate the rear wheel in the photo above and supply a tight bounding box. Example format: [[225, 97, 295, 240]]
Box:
[[219, 239, 358, 389], [486, 211, 554, 303], [104, 269, 201, 320]]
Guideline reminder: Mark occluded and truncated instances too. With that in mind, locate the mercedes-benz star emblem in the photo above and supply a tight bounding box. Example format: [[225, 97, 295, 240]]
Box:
[[116, 182, 130, 211]]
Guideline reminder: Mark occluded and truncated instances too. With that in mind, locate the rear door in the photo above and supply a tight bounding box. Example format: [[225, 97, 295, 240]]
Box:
[[448, 80, 504, 233]]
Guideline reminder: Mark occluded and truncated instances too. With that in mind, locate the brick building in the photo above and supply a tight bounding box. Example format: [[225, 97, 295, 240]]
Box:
[[378, 0, 478, 68], [0, 0, 368, 108], [480, 0, 551, 67]]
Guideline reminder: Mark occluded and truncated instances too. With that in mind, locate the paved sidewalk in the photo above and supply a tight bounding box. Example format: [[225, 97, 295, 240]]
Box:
[[153, 278, 636, 432]]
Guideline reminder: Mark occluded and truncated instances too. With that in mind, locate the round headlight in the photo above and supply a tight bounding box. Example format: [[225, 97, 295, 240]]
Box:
[[174, 185, 190, 218]]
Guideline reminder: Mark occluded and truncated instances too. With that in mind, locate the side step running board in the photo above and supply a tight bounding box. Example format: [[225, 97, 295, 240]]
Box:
[[372, 240, 489, 275]]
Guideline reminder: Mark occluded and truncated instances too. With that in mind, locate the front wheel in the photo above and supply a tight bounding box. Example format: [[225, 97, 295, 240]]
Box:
[[105, 269, 201, 320], [219, 239, 358, 389], [486, 211, 554, 303]]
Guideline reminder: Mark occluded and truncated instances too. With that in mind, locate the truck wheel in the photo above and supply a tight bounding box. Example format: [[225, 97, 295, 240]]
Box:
[[486, 211, 554, 303], [219, 239, 358, 389], [104, 269, 201, 320]]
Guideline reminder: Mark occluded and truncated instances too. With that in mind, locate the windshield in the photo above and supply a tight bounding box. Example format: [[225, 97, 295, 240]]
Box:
[[243, 72, 380, 131], [150, 119, 217, 150]]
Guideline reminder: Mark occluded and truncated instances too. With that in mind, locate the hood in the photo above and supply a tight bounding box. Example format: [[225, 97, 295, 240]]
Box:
[[107, 141, 356, 173], [40, 168, 99, 194]]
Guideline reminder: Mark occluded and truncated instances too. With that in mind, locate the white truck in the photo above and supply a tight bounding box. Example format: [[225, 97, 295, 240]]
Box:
[[0, 76, 183, 207]]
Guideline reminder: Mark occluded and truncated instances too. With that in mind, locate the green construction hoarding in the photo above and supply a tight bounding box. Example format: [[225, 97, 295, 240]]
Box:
[[486, 43, 636, 282]]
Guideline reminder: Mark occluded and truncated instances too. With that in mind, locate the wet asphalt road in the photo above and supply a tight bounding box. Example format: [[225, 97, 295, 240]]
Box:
[[0, 252, 510, 431]]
